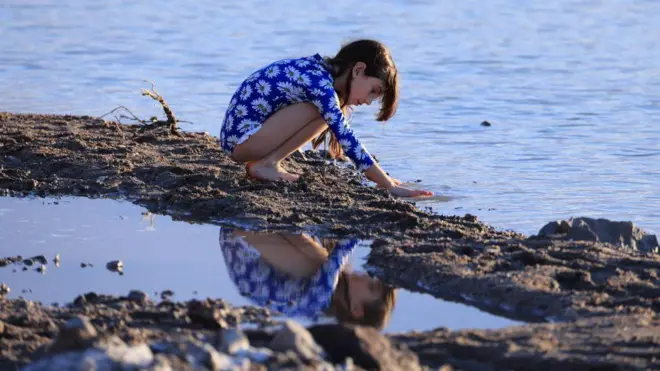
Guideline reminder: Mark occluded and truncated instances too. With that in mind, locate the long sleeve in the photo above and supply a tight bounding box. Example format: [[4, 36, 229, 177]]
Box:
[[305, 69, 376, 171]]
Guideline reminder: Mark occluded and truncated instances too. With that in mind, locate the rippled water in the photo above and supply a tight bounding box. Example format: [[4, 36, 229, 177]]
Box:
[[0, 197, 520, 332], [1, 0, 658, 234]]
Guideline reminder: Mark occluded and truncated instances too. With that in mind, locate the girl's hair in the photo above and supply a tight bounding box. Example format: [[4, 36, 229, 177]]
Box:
[[312, 39, 400, 159], [327, 272, 397, 330]]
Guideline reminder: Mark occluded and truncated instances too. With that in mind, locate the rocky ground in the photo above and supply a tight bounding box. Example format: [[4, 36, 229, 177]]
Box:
[[1, 112, 659, 370]]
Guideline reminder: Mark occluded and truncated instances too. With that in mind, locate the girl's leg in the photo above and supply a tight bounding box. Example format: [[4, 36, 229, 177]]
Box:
[[232, 103, 328, 181]]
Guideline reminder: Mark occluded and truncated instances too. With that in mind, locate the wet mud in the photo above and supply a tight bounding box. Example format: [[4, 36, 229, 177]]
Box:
[[2, 112, 660, 369]]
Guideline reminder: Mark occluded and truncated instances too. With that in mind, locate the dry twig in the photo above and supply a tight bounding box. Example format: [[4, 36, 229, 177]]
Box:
[[141, 80, 180, 136]]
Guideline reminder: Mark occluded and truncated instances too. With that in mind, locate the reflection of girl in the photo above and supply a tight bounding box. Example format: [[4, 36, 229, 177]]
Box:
[[219, 227, 396, 329]]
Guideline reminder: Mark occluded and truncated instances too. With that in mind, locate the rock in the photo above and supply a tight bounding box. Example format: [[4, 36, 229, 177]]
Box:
[[26, 335, 154, 371], [0, 255, 23, 267], [106, 260, 123, 272], [269, 320, 324, 361], [537, 217, 659, 253], [73, 292, 99, 305], [240, 347, 274, 363], [31, 255, 48, 265], [80, 262, 88, 268], [36, 264, 47, 274], [53, 254, 60, 267], [0, 283, 10, 296], [187, 300, 228, 329], [127, 290, 149, 304], [217, 328, 250, 355], [308, 324, 422, 371], [48, 315, 98, 353], [151, 340, 231, 370], [480, 120, 492, 127], [160, 290, 174, 300]]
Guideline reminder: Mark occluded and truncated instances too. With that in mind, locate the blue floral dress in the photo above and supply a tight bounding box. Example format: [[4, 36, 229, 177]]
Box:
[[219, 228, 358, 320], [219, 54, 375, 171]]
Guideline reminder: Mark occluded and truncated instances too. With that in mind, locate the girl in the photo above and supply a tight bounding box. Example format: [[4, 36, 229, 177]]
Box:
[[219, 39, 433, 198], [219, 227, 396, 329]]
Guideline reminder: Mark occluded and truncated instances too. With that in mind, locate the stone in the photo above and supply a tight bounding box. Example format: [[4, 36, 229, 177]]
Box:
[[151, 340, 232, 370], [25, 335, 154, 371], [127, 290, 149, 304], [308, 324, 422, 371], [106, 260, 123, 272], [31, 255, 48, 265], [73, 292, 99, 305], [269, 321, 324, 361], [0, 283, 10, 296], [48, 315, 98, 353], [0, 320, 5, 335], [160, 290, 174, 300], [217, 328, 250, 355], [537, 217, 659, 253], [187, 300, 228, 329]]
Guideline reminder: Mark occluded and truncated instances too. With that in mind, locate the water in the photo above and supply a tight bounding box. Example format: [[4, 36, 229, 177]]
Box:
[[2, 0, 658, 235], [0, 197, 520, 333]]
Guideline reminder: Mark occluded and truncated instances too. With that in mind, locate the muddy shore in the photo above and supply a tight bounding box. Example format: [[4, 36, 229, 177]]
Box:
[[1, 293, 658, 370], [2, 112, 660, 369]]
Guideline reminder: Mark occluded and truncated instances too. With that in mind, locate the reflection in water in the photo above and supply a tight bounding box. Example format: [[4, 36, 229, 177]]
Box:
[[219, 227, 396, 329]]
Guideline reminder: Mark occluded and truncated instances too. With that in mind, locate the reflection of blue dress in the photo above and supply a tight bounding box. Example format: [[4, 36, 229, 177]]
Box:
[[219, 228, 358, 320]]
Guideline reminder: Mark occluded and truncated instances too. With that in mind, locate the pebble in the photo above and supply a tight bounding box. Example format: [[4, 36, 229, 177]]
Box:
[[481, 120, 492, 127], [127, 290, 149, 304], [160, 290, 174, 300], [0, 283, 10, 295], [269, 320, 324, 361], [36, 265, 47, 274], [106, 260, 123, 273], [217, 328, 250, 355]]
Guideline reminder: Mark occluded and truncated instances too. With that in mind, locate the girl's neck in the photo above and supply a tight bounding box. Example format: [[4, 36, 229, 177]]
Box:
[[332, 68, 350, 103]]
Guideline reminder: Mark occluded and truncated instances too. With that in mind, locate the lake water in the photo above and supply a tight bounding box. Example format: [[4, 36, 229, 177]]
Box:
[[0, 196, 520, 333], [1, 0, 659, 235]]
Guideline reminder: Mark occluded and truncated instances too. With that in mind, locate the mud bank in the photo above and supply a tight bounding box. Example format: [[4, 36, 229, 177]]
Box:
[[0, 112, 491, 239], [0, 293, 421, 370], [2, 112, 660, 368], [1, 294, 657, 370]]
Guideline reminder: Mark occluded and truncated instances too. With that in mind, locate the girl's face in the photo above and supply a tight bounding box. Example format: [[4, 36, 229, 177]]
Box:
[[348, 62, 385, 107]]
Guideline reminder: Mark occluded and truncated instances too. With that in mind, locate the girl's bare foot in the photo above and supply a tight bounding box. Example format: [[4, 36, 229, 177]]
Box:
[[247, 161, 300, 182]]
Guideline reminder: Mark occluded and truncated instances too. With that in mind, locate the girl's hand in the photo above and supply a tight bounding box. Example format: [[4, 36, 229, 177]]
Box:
[[389, 185, 434, 198]]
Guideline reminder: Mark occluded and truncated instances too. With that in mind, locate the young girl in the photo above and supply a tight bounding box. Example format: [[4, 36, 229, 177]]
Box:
[[219, 39, 433, 198], [219, 227, 396, 329]]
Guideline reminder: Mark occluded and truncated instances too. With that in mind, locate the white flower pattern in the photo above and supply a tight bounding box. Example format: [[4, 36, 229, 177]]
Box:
[[256, 80, 271, 96], [251, 97, 272, 116], [239, 84, 252, 101]]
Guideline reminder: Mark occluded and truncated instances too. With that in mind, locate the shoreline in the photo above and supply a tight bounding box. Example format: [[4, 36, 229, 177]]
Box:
[[2, 112, 660, 369]]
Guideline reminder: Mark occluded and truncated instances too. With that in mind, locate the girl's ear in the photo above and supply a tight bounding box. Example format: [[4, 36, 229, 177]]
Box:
[[352, 62, 366, 78]]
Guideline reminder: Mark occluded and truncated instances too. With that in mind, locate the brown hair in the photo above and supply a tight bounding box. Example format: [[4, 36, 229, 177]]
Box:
[[312, 39, 400, 159], [328, 272, 397, 330]]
